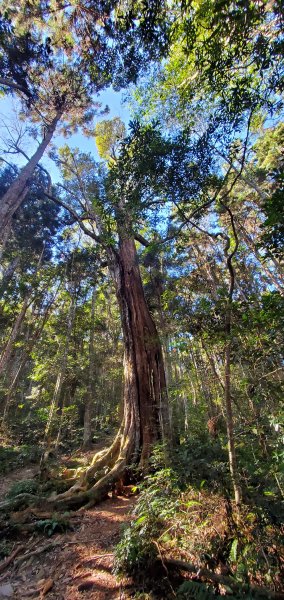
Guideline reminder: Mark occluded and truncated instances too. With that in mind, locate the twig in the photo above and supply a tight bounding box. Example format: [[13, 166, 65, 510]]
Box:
[[76, 553, 114, 563], [153, 541, 169, 577], [153, 542, 176, 597]]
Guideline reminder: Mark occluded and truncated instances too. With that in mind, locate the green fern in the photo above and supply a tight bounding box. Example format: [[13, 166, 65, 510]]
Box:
[[177, 580, 217, 599]]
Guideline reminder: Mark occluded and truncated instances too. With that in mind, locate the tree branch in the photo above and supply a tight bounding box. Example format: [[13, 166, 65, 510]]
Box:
[[43, 192, 102, 245], [0, 77, 31, 98], [134, 233, 150, 247]]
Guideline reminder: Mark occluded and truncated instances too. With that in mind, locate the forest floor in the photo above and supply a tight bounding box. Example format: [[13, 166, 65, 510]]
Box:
[[0, 446, 136, 600], [0, 442, 283, 600]]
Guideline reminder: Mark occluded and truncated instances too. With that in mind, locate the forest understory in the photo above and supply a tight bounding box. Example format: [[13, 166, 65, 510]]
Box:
[[0, 429, 283, 600]]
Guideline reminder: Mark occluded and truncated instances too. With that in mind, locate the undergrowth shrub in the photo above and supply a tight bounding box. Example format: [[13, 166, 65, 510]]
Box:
[[115, 447, 179, 577], [174, 433, 230, 493], [6, 478, 39, 498], [178, 580, 221, 599], [115, 445, 283, 597]]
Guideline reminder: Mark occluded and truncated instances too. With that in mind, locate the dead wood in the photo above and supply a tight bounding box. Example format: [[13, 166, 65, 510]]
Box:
[[164, 558, 284, 600]]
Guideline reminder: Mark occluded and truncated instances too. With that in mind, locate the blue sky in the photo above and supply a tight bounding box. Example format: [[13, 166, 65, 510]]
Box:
[[0, 87, 130, 182]]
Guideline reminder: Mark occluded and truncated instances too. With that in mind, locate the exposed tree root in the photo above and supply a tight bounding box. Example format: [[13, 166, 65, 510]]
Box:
[[53, 443, 129, 511], [47, 409, 137, 511], [0, 416, 135, 515], [50, 430, 123, 502], [0, 434, 131, 514]]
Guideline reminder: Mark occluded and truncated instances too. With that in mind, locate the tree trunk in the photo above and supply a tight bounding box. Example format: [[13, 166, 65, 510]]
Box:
[[222, 206, 242, 506], [0, 222, 13, 266], [224, 335, 241, 506], [0, 257, 20, 296], [0, 111, 62, 242], [115, 236, 171, 465], [51, 236, 171, 509]]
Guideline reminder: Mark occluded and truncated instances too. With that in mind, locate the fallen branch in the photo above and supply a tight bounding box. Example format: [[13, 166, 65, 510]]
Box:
[[0, 545, 24, 574], [14, 541, 61, 568], [164, 558, 284, 600], [153, 541, 169, 577], [153, 541, 176, 597]]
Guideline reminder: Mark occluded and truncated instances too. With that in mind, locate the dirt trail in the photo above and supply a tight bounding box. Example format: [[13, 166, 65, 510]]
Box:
[[0, 495, 135, 599]]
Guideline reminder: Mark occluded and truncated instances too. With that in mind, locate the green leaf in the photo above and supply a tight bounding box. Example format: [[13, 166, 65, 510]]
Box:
[[185, 500, 201, 508], [135, 515, 147, 525], [229, 538, 238, 562]]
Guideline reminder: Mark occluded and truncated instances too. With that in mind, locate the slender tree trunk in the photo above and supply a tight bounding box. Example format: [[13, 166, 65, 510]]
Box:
[[222, 205, 242, 506], [0, 222, 12, 267], [44, 290, 76, 443], [83, 288, 96, 449], [0, 295, 32, 375], [0, 257, 20, 296], [2, 284, 61, 421], [0, 111, 62, 242], [55, 393, 66, 449], [224, 335, 241, 506], [3, 313, 46, 420]]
